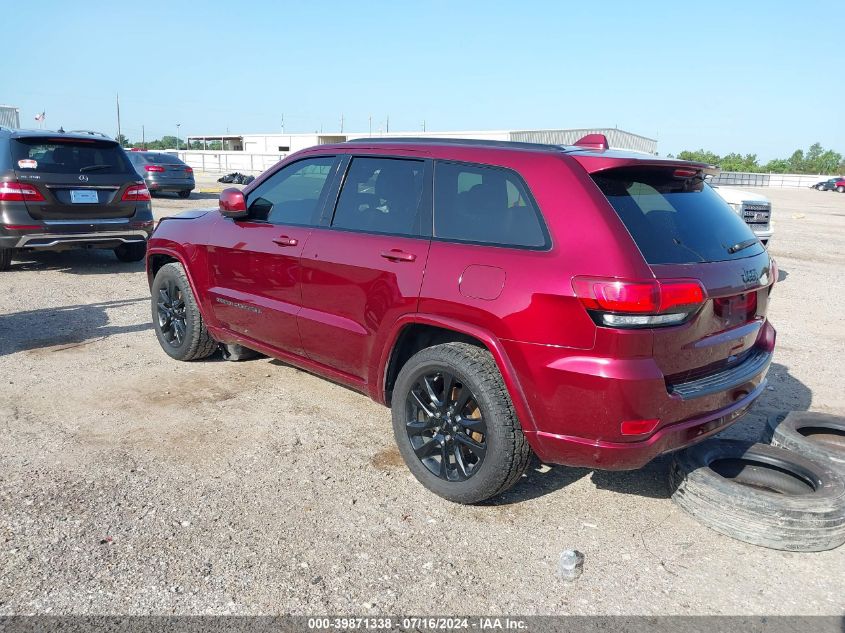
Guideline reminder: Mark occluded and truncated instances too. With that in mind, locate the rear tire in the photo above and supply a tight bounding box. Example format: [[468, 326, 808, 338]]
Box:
[[178, 190, 191, 199], [114, 241, 146, 262], [670, 439, 845, 552], [0, 248, 11, 271], [391, 342, 532, 504], [151, 262, 217, 361]]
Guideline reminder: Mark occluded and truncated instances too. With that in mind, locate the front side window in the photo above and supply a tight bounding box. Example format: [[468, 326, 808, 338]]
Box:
[[433, 161, 547, 248], [247, 156, 337, 225], [331, 157, 427, 236]]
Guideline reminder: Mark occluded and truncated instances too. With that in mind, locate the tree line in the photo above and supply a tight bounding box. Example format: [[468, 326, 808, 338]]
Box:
[[117, 134, 223, 151], [668, 143, 844, 175]]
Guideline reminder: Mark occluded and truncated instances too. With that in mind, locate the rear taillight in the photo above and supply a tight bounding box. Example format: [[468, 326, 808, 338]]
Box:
[[0, 181, 45, 202], [145, 165, 165, 172], [122, 184, 151, 201], [184, 166, 193, 174], [572, 277, 706, 328]]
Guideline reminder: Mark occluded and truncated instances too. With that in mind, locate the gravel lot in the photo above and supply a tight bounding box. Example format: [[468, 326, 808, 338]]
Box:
[[0, 181, 843, 616]]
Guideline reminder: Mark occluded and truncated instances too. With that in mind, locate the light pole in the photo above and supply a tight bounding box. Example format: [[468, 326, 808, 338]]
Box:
[[176, 123, 181, 151]]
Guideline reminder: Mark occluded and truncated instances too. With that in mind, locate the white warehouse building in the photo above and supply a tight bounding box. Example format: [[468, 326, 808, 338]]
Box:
[[181, 127, 656, 174]]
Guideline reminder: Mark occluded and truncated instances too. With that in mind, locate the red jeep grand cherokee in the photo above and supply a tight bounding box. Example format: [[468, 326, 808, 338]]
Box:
[[146, 136, 776, 503]]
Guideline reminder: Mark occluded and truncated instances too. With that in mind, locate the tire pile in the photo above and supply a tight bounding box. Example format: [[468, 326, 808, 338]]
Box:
[[217, 172, 255, 185], [671, 411, 845, 551]]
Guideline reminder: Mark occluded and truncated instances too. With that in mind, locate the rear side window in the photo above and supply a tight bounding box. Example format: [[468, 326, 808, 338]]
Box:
[[10, 138, 133, 175], [332, 157, 427, 236], [247, 156, 337, 225], [434, 161, 547, 248], [592, 169, 764, 264]]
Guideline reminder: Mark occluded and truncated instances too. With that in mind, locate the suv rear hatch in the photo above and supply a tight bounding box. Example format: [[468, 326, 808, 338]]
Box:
[[146, 153, 192, 178], [10, 136, 140, 220], [583, 162, 774, 394]]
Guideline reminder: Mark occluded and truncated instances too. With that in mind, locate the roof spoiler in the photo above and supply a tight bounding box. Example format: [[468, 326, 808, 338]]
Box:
[[573, 133, 609, 151]]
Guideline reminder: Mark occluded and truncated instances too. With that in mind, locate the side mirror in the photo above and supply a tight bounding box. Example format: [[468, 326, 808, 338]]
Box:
[[219, 188, 247, 218]]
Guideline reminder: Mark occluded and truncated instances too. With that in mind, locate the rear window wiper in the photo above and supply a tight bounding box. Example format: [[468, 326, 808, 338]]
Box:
[[727, 238, 758, 254], [79, 164, 112, 173]]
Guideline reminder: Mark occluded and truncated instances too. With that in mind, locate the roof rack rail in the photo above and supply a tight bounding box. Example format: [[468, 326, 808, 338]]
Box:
[[67, 129, 113, 139], [345, 136, 564, 152]]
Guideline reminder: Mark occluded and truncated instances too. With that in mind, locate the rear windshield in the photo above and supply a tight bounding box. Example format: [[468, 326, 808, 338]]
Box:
[[138, 153, 185, 165], [11, 138, 133, 175], [592, 168, 764, 264]]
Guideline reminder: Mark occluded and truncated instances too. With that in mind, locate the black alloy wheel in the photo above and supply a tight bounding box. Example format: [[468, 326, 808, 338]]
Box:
[[405, 370, 488, 482], [156, 278, 187, 348]]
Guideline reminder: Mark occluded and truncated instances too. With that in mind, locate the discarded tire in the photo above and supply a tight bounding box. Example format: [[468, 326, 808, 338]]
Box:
[[764, 412, 845, 474], [670, 439, 845, 552]]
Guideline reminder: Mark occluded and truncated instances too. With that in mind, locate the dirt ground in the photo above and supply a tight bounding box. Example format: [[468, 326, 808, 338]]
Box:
[[0, 182, 843, 615]]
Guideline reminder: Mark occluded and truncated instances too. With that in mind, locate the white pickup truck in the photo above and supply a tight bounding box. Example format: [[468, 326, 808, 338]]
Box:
[[711, 185, 774, 246]]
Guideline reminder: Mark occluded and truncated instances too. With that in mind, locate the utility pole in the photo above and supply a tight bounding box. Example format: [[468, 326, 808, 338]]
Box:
[[142, 125, 146, 150], [176, 123, 181, 151], [386, 115, 389, 134], [281, 114, 285, 133], [116, 93, 122, 145], [422, 120, 426, 132], [340, 113, 344, 133], [368, 115, 372, 136]]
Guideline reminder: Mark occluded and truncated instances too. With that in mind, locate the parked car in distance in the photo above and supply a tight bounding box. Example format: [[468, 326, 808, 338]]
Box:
[[0, 127, 153, 271], [146, 135, 777, 503], [812, 177, 845, 191], [127, 151, 195, 198], [711, 185, 774, 246]]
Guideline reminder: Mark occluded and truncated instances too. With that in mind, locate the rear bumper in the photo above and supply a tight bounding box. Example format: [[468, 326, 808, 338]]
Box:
[[527, 379, 766, 470], [0, 230, 150, 250], [146, 177, 195, 192], [504, 320, 775, 470]]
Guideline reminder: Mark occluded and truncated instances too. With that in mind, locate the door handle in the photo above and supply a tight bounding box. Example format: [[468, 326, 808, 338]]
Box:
[[380, 249, 417, 263], [273, 236, 299, 247]]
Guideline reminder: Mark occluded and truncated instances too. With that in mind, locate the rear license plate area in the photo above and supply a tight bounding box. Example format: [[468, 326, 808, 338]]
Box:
[[70, 190, 99, 204]]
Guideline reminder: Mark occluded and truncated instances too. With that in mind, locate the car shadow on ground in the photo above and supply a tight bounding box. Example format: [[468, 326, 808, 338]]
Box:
[[152, 191, 221, 201], [488, 361, 813, 505], [9, 249, 146, 275], [0, 297, 152, 357]]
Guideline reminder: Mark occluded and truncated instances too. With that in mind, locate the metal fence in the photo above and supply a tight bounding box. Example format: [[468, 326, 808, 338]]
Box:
[[711, 172, 836, 188], [175, 150, 284, 175]]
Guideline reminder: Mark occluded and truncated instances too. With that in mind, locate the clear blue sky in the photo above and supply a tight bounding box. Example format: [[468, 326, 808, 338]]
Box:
[[5, 0, 843, 160]]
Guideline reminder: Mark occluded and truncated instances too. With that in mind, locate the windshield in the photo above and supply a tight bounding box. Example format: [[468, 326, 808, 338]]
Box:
[[11, 138, 133, 175], [592, 168, 764, 264]]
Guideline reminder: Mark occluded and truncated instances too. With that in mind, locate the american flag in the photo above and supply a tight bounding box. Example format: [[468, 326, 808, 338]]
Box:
[[34, 111, 45, 122]]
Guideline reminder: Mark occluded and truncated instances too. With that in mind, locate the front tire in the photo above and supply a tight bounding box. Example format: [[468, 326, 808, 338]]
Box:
[[114, 241, 147, 262], [391, 342, 532, 504], [0, 248, 11, 271], [837, 186, 845, 193], [178, 190, 191, 199], [151, 262, 217, 361]]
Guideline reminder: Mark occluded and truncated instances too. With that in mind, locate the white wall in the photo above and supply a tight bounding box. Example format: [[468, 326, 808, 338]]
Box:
[[712, 172, 839, 188], [176, 150, 283, 174]]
